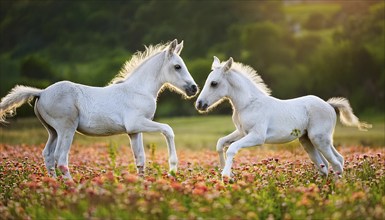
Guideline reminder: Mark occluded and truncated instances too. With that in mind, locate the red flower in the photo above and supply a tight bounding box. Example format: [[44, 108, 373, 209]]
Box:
[[171, 181, 183, 191], [123, 173, 139, 183]]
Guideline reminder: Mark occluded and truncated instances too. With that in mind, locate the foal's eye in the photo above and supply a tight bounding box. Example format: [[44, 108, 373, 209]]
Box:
[[210, 81, 218, 88], [174, 64, 181, 70]]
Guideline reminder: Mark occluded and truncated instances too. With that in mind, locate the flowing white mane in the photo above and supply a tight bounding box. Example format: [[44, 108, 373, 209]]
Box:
[[231, 62, 271, 95], [109, 43, 169, 84]]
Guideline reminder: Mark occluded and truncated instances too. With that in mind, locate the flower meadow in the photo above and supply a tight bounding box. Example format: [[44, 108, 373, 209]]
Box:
[[1, 143, 384, 219]]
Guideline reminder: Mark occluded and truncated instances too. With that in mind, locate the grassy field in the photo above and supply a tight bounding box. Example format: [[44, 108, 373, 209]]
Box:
[[1, 115, 384, 219], [1, 115, 384, 150], [1, 144, 384, 219]]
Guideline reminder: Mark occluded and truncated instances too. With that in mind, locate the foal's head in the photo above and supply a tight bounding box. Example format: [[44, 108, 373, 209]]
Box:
[[196, 56, 234, 112], [161, 40, 198, 98]]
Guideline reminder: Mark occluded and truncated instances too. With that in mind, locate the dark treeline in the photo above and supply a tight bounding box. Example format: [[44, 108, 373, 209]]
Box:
[[1, 0, 384, 117]]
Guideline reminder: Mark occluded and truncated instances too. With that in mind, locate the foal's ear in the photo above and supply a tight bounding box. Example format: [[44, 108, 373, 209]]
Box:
[[167, 39, 178, 58], [175, 40, 184, 55], [212, 56, 221, 69], [223, 57, 233, 72]]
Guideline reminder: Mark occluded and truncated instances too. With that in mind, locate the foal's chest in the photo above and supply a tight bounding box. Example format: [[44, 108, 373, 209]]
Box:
[[232, 112, 252, 135]]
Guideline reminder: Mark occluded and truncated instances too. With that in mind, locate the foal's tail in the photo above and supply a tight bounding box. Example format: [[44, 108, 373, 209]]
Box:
[[0, 85, 43, 123], [327, 97, 372, 131]]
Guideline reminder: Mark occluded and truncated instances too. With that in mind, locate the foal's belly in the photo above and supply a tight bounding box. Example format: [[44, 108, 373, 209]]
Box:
[[264, 127, 306, 144], [265, 132, 301, 144], [77, 115, 126, 136], [263, 116, 307, 144], [76, 126, 126, 136]]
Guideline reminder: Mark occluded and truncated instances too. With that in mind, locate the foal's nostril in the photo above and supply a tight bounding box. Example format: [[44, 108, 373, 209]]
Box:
[[197, 100, 202, 109], [191, 85, 198, 94], [196, 100, 208, 111], [185, 84, 198, 96]]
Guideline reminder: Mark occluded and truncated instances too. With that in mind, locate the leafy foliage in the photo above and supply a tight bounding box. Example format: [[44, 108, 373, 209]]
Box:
[[1, 0, 383, 117]]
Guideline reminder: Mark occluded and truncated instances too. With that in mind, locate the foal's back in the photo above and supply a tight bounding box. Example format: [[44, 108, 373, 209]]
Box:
[[36, 81, 128, 136], [257, 95, 337, 143], [277, 95, 336, 126]]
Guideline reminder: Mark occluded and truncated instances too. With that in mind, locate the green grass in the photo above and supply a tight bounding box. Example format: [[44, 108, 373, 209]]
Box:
[[1, 115, 384, 150], [0, 116, 235, 151]]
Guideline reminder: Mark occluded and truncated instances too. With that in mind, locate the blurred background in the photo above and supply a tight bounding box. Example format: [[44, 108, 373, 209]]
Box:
[[1, 0, 384, 118]]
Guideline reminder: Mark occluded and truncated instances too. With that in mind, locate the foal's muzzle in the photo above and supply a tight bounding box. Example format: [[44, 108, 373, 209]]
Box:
[[184, 84, 198, 97], [196, 100, 208, 111]]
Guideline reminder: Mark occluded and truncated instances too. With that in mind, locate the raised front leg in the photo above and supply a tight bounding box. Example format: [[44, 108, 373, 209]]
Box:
[[129, 133, 146, 175], [216, 130, 243, 169], [131, 119, 178, 174], [222, 133, 265, 179]]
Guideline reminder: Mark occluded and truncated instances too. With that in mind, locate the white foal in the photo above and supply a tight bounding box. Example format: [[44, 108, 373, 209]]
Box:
[[196, 56, 371, 179], [0, 39, 198, 179]]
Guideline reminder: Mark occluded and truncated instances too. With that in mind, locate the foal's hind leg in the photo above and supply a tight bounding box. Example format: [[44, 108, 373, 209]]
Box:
[[54, 127, 76, 179], [309, 134, 343, 175], [129, 133, 146, 175], [331, 145, 344, 167], [299, 135, 328, 176], [35, 103, 58, 177], [43, 130, 58, 177]]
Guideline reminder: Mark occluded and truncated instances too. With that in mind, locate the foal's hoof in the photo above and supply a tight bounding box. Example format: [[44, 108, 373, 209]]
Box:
[[318, 170, 328, 177], [137, 171, 145, 178], [221, 175, 235, 184], [48, 169, 58, 179], [58, 174, 74, 182], [168, 169, 177, 177], [334, 171, 343, 180], [137, 166, 145, 176]]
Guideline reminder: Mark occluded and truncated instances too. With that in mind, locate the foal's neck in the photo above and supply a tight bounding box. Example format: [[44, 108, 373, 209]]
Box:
[[122, 53, 165, 97], [228, 73, 268, 111]]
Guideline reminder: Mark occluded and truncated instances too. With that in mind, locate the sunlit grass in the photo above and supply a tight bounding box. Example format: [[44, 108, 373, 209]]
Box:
[[1, 115, 384, 150]]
